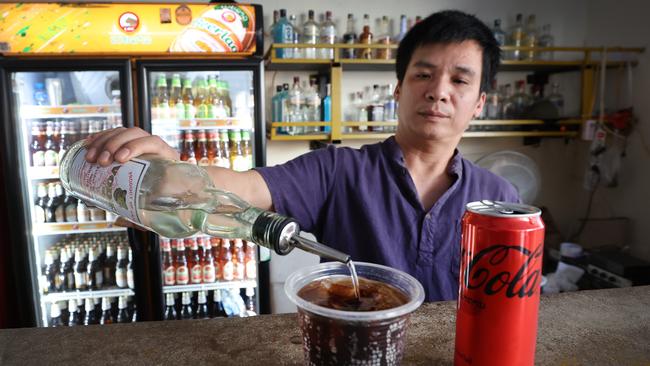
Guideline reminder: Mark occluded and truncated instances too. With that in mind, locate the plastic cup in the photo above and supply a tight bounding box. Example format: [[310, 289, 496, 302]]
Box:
[[285, 262, 425, 366]]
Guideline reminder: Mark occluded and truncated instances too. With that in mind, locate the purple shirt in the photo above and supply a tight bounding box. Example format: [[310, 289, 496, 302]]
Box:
[[256, 137, 519, 301]]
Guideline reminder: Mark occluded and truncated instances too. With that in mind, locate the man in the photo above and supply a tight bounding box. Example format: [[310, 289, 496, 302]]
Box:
[[85, 10, 518, 302]]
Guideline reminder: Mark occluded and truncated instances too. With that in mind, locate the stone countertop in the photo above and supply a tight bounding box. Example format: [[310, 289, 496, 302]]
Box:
[[1, 286, 649, 365]]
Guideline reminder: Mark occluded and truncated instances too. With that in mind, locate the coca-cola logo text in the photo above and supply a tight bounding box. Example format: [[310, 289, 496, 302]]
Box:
[[463, 243, 543, 298]]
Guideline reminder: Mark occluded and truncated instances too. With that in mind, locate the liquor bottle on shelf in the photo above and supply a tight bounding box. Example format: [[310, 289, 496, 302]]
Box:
[[492, 19, 506, 48], [68, 299, 81, 326], [341, 14, 357, 59], [358, 14, 373, 59], [375, 16, 392, 60], [538, 24, 555, 60], [304, 78, 321, 132], [58, 300, 69, 326], [396, 15, 408, 43], [524, 14, 538, 60], [100, 297, 114, 325], [287, 76, 303, 135], [49, 303, 63, 327], [164, 293, 178, 320], [87, 246, 103, 290], [288, 14, 301, 59], [322, 84, 332, 133], [485, 79, 501, 120], [76, 198, 90, 223], [507, 13, 525, 60], [319, 11, 336, 59], [195, 291, 209, 319], [57, 121, 71, 166], [272, 9, 294, 59], [180, 292, 194, 320], [301, 10, 319, 59], [546, 82, 565, 117], [116, 296, 130, 324]]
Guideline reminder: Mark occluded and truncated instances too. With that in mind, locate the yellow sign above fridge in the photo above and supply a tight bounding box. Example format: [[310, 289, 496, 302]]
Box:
[[0, 3, 259, 55]]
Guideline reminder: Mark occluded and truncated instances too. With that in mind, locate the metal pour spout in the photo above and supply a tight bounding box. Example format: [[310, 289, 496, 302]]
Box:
[[290, 235, 351, 264]]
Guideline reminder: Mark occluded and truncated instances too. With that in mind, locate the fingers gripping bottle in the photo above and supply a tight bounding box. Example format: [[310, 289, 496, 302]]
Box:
[[59, 140, 349, 262]]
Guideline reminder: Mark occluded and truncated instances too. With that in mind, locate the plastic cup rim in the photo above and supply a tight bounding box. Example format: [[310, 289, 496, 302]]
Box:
[[284, 261, 425, 322]]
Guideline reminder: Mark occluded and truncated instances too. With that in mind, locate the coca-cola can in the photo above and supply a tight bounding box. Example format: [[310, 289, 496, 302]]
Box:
[[454, 200, 545, 366]]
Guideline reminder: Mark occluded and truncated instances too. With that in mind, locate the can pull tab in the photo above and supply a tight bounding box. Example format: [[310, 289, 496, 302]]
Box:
[[479, 200, 513, 214]]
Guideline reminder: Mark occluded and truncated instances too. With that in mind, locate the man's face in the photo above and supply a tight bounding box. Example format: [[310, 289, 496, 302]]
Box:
[[395, 41, 486, 143]]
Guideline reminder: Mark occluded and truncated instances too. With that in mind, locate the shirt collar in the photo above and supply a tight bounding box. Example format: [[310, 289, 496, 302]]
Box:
[[382, 136, 464, 178]]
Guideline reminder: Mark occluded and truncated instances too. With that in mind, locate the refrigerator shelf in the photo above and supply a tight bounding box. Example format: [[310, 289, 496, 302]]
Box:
[[163, 280, 257, 294], [21, 105, 120, 119], [29, 166, 60, 180], [41, 288, 135, 303], [34, 221, 125, 235], [152, 117, 250, 130]]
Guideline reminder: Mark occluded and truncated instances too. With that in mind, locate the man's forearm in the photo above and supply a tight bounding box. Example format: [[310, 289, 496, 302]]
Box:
[[205, 167, 274, 211]]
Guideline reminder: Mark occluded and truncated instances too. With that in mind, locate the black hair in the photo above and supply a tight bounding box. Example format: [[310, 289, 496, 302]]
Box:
[[396, 10, 501, 94]]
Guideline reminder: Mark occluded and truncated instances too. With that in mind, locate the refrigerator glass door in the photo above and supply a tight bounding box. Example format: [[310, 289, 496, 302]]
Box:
[[11, 70, 135, 327], [146, 69, 259, 319]]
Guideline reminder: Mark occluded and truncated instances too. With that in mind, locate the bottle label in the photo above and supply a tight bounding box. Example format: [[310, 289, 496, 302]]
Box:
[[176, 266, 189, 285], [184, 104, 196, 119], [163, 266, 176, 285], [234, 262, 245, 280], [44, 149, 58, 167], [65, 205, 77, 222], [55, 205, 66, 222], [202, 264, 216, 283], [196, 105, 208, 119], [74, 272, 87, 289], [175, 102, 185, 119], [190, 264, 202, 284], [222, 262, 234, 281], [115, 268, 127, 288], [33, 151, 45, 167], [66, 146, 150, 224], [127, 269, 134, 289], [34, 206, 46, 223], [245, 260, 257, 280]]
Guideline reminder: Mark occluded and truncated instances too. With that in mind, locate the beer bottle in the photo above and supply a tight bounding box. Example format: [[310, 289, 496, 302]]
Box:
[[100, 297, 114, 325], [77, 199, 90, 223], [245, 241, 257, 280], [103, 244, 116, 287], [68, 299, 81, 326], [83, 298, 98, 325], [220, 239, 234, 281], [57, 121, 71, 165], [207, 75, 218, 119], [63, 190, 78, 223], [182, 78, 195, 120], [34, 183, 47, 224], [164, 293, 178, 320], [195, 291, 209, 319], [175, 240, 189, 285], [53, 184, 66, 223], [88, 200, 106, 222], [180, 292, 193, 320], [194, 78, 209, 119], [45, 183, 59, 223], [130, 300, 138, 323], [211, 237, 222, 280], [110, 296, 118, 319], [161, 238, 176, 286], [241, 130, 254, 170], [41, 250, 56, 293], [170, 74, 183, 120], [358, 14, 374, 59], [202, 239, 216, 283], [87, 246, 103, 290], [216, 80, 232, 117], [43, 121, 58, 167], [245, 287, 256, 314], [211, 130, 230, 168], [58, 300, 70, 325], [211, 289, 227, 318], [233, 239, 245, 281], [153, 74, 170, 120], [206, 130, 217, 164], [188, 238, 202, 284], [127, 248, 135, 290], [229, 130, 247, 172], [50, 303, 63, 327], [31, 122, 46, 167], [179, 130, 197, 164], [195, 130, 210, 166], [115, 246, 128, 288], [116, 296, 130, 324], [93, 297, 102, 317], [58, 248, 74, 291]]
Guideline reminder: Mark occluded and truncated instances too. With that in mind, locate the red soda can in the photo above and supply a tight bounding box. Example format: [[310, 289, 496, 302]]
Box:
[[454, 200, 545, 366]]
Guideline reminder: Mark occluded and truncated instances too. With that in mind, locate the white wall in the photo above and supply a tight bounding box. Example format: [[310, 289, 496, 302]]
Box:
[[258, 0, 650, 312]]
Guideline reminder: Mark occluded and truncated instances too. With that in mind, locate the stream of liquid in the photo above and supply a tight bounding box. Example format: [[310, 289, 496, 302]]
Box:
[[347, 260, 361, 300]]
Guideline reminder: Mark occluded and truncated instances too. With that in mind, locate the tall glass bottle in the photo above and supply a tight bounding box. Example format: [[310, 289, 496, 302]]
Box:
[[341, 14, 357, 59], [396, 15, 408, 43], [272, 9, 294, 59], [181, 78, 195, 120], [358, 14, 373, 59], [60, 141, 351, 263], [170, 74, 183, 120], [546, 82, 565, 117], [508, 14, 525, 60], [524, 14, 538, 60], [288, 15, 301, 59], [375, 16, 392, 60], [492, 19, 506, 48], [287, 76, 303, 135], [319, 11, 336, 59], [301, 10, 319, 59], [322, 83, 332, 133], [538, 24, 554, 60], [194, 78, 209, 119]]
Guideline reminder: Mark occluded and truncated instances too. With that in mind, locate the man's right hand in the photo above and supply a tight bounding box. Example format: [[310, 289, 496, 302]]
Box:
[[84, 127, 179, 166]]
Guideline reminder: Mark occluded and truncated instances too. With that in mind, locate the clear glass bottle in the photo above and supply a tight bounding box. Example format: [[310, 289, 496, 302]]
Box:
[[524, 14, 538, 60], [492, 19, 506, 48], [500, 84, 513, 119], [485, 80, 501, 120], [358, 14, 373, 59], [396, 15, 408, 43], [301, 10, 319, 59], [319, 11, 336, 60], [341, 14, 357, 59], [505, 80, 532, 119], [546, 82, 565, 117], [375, 16, 392, 60], [59, 141, 350, 263], [287, 76, 303, 135], [304, 78, 321, 133], [288, 14, 301, 59], [537, 24, 554, 60], [508, 13, 525, 60]]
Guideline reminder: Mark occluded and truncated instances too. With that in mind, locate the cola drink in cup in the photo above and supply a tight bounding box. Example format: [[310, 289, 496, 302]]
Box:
[[285, 262, 424, 366], [454, 201, 545, 366]]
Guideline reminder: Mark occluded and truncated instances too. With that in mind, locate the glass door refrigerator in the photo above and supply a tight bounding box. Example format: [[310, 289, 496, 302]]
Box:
[[137, 58, 270, 320], [0, 58, 141, 327]]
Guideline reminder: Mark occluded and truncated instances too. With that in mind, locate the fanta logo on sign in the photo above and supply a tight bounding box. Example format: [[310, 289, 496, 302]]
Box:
[[119, 12, 140, 33]]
